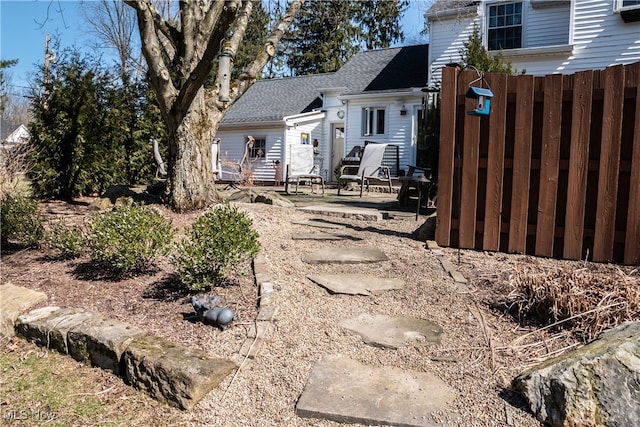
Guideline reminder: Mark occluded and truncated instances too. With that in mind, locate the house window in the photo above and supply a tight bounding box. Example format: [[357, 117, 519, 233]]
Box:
[[619, 0, 640, 21], [621, 0, 640, 9], [487, 2, 522, 50], [250, 137, 266, 159], [362, 107, 386, 136]]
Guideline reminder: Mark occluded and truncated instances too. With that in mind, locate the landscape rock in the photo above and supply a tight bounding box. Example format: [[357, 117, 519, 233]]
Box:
[[227, 189, 295, 207], [414, 212, 437, 241], [513, 321, 640, 427], [122, 333, 236, 410], [67, 317, 145, 374], [88, 197, 113, 212], [101, 184, 138, 202], [254, 192, 295, 207], [16, 307, 100, 354], [0, 283, 47, 337]]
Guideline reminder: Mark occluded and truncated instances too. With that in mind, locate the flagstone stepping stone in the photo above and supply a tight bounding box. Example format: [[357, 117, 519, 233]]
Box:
[[302, 246, 388, 264], [296, 354, 457, 427], [298, 205, 383, 221], [340, 314, 443, 349], [292, 233, 361, 241], [292, 219, 346, 229], [307, 273, 403, 295]]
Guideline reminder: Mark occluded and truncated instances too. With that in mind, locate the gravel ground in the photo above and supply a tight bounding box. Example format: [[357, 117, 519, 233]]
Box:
[[184, 201, 546, 427], [3, 195, 595, 426]]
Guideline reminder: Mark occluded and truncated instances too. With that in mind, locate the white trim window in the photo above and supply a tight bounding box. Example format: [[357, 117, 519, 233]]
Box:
[[619, 0, 640, 10], [618, 0, 640, 22], [487, 2, 523, 51], [362, 107, 386, 136], [250, 136, 266, 159]]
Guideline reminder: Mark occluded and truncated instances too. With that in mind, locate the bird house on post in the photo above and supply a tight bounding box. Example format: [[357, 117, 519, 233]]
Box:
[[465, 86, 494, 116], [218, 51, 232, 103]]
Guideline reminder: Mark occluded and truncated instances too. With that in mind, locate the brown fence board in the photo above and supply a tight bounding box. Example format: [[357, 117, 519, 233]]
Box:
[[626, 63, 640, 264], [435, 66, 458, 246], [508, 75, 535, 253], [459, 70, 482, 248], [535, 74, 564, 257], [483, 73, 508, 251], [594, 65, 625, 262], [564, 70, 594, 260]]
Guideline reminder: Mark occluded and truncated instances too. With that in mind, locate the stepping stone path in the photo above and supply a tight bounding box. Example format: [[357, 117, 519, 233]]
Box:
[[296, 354, 457, 427], [295, 210, 455, 426]]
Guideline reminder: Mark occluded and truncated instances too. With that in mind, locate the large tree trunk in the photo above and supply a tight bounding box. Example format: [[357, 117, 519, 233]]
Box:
[[165, 89, 222, 212]]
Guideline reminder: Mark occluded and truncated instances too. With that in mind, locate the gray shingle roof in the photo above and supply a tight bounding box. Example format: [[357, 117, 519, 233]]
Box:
[[221, 73, 335, 124], [426, 0, 479, 16], [221, 44, 429, 125], [1, 119, 20, 141], [335, 44, 428, 94]]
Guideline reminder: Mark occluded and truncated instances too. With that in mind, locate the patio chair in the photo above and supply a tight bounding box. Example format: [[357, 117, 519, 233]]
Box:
[[211, 138, 222, 181], [337, 143, 392, 196], [285, 144, 324, 195]]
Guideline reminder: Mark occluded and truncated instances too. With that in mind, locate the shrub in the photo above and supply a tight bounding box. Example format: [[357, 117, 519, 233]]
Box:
[[173, 204, 261, 291], [87, 204, 174, 273], [0, 194, 44, 247], [46, 220, 86, 259]]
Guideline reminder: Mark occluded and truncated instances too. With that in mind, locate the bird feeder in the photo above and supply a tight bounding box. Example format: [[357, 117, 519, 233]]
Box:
[[465, 86, 494, 116], [218, 51, 233, 102]]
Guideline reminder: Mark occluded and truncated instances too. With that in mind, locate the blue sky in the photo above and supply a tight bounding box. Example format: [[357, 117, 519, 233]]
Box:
[[1, 0, 430, 95]]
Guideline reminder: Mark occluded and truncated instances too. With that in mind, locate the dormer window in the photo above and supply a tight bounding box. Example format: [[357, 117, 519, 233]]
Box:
[[487, 2, 523, 50]]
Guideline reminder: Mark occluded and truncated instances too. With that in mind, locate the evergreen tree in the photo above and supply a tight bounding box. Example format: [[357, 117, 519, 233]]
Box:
[[28, 45, 164, 199], [460, 26, 514, 74], [0, 59, 19, 117], [284, 0, 408, 76]]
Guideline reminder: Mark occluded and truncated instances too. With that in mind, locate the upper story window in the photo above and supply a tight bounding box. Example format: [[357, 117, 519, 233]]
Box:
[[362, 107, 386, 136], [487, 2, 523, 50]]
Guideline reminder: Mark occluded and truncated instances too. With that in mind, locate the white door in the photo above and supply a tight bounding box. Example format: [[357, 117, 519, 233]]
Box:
[[331, 124, 345, 181]]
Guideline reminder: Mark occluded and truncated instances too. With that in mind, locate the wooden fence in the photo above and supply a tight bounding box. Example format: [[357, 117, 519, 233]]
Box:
[[435, 62, 640, 265]]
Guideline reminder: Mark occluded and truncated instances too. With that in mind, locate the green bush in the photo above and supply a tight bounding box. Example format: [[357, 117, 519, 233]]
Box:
[[0, 195, 44, 247], [87, 204, 174, 273], [173, 204, 261, 291], [46, 220, 86, 259]]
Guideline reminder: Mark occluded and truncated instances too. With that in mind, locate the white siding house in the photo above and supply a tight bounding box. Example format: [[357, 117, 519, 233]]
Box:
[[217, 45, 430, 183], [426, 0, 640, 85]]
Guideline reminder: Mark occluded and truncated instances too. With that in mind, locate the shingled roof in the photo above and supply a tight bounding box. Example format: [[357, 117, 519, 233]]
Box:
[[425, 0, 479, 17], [221, 44, 429, 125]]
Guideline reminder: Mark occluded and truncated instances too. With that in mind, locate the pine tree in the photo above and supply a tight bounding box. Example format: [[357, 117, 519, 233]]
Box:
[[284, 0, 408, 76], [460, 26, 514, 74]]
